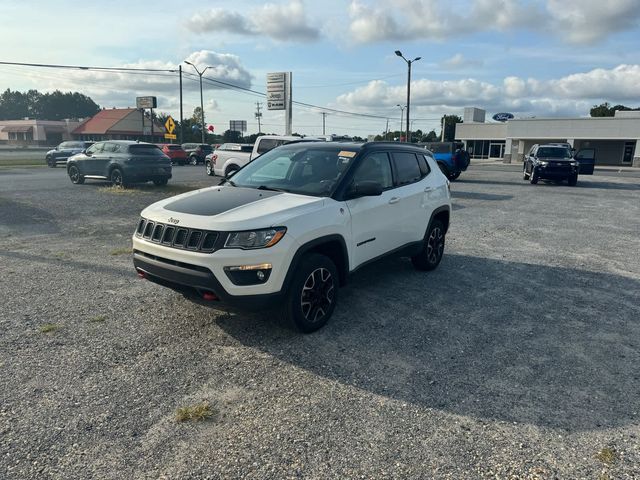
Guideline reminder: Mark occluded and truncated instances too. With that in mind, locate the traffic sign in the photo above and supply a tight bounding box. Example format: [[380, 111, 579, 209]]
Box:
[[164, 116, 176, 134], [136, 96, 157, 109], [164, 133, 177, 140]]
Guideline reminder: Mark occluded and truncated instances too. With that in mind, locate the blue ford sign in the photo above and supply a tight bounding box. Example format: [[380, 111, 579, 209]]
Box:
[[492, 112, 514, 122]]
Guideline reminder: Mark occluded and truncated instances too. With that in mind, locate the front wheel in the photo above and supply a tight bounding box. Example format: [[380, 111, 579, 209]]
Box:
[[282, 253, 338, 333], [411, 219, 445, 271], [567, 174, 578, 186], [206, 162, 214, 176], [523, 164, 530, 180], [47, 157, 56, 168], [110, 167, 126, 187], [190, 156, 198, 166], [153, 178, 168, 186], [68, 165, 84, 184], [530, 168, 539, 184]]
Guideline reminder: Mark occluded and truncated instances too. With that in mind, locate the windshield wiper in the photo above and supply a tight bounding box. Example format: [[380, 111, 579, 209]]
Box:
[[219, 178, 236, 187], [256, 185, 287, 192]]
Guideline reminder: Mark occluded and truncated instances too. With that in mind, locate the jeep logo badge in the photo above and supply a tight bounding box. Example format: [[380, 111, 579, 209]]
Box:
[[168, 217, 179, 225]]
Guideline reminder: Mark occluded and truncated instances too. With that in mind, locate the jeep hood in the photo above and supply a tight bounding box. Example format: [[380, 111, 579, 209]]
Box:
[[141, 186, 325, 231]]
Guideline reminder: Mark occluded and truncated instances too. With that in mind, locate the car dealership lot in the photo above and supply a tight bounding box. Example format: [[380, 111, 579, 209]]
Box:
[[1, 165, 639, 479]]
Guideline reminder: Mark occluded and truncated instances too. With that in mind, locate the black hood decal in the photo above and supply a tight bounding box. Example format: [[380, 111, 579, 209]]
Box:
[[164, 187, 282, 216]]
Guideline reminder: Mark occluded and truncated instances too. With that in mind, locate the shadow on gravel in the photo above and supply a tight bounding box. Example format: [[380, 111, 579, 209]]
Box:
[[451, 191, 513, 201], [219, 253, 640, 432], [0, 250, 132, 278], [0, 197, 60, 234]]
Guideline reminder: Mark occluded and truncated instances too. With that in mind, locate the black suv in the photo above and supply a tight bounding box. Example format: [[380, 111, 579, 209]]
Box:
[[45, 141, 94, 168], [181, 143, 213, 165], [66, 141, 172, 187], [523, 144, 580, 186]]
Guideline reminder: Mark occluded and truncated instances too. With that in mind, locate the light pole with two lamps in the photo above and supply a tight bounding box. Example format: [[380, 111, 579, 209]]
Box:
[[184, 61, 210, 144], [395, 50, 421, 143]]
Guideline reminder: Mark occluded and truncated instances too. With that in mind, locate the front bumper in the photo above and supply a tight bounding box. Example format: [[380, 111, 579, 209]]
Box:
[[535, 164, 577, 179], [133, 250, 283, 310]]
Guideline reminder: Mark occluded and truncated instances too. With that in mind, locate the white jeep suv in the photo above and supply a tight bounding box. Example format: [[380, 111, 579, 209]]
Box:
[[133, 142, 451, 332]]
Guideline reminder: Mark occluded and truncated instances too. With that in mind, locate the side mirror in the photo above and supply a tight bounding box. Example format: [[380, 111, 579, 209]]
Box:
[[347, 181, 383, 199]]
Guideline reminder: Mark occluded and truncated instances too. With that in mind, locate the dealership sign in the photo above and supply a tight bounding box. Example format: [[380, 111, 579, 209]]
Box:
[[492, 112, 514, 122], [266, 72, 289, 111]]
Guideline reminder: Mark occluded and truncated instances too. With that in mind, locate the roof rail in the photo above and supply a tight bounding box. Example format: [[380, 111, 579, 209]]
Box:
[[362, 141, 424, 147]]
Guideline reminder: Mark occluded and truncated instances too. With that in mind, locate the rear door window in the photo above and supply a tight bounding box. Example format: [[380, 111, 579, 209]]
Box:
[[391, 152, 422, 185], [352, 152, 393, 189]]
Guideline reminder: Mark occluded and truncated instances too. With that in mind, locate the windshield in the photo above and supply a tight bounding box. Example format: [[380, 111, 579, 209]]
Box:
[[231, 145, 359, 197], [537, 147, 571, 158], [128, 144, 163, 155], [60, 141, 84, 149]]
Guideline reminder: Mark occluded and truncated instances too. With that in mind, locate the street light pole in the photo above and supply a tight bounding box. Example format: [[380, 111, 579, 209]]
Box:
[[395, 50, 421, 143], [396, 104, 405, 139], [184, 61, 211, 144]]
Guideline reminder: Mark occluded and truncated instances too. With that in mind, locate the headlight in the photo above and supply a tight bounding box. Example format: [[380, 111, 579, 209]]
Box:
[[224, 227, 286, 249], [570, 161, 579, 166], [538, 161, 548, 166]]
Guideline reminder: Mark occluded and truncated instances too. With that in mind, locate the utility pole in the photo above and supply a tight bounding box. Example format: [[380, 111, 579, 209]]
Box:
[[255, 102, 262, 133], [441, 116, 446, 141], [397, 104, 405, 139], [179, 65, 184, 144], [395, 50, 421, 143], [321, 112, 328, 135], [385, 118, 389, 140]]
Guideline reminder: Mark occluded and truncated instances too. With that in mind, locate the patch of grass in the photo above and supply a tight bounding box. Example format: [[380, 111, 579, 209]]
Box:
[[88, 315, 107, 323], [39, 323, 60, 333], [176, 401, 216, 422], [109, 247, 132, 256], [0, 158, 45, 167], [98, 183, 201, 196], [596, 447, 618, 465], [98, 185, 141, 195]]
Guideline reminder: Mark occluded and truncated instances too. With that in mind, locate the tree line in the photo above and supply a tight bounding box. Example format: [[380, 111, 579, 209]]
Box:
[[0, 88, 101, 121]]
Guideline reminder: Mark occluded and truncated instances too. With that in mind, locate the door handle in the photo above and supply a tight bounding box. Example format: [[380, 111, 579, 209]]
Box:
[[388, 197, 400, 204], [424, 186, 435, 192]]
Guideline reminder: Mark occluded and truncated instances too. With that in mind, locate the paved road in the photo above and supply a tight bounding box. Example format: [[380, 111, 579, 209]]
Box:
[[1, 165, 639, 479]]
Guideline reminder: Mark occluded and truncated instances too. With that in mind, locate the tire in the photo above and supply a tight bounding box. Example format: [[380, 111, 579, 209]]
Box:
[[225, 166, 239, 178], [437, 162, 448, 177], [568, 174, 578, 186], [153, 178, 168, 186], [47, 157, 56, 168], [281, 253, 339, 333], [411, 219, 445, 271], [190, 156, 198, 166], [110, 167, 126, 187], [530, 168, 539, 184], [206, 161, 214, 176], [68, 165, 84, 184], [448, 171, 461, 181], [523, 164, 529, 180]]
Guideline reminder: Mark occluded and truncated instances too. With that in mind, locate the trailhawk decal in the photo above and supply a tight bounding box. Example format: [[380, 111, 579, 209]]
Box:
[[164, 187, 282, 216]]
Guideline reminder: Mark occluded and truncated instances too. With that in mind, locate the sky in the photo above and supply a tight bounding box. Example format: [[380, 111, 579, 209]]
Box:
[[1, 0, 640, 137]]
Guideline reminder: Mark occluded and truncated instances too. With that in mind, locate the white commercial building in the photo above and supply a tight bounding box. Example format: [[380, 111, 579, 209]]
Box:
[[455, 108, 640, 167]]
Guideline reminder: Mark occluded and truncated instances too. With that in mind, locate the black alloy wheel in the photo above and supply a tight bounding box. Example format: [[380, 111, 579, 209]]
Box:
[[190, 156, 198, 166], [411, 219, 445, 271], [530, 168, 539, 184], [283, 253, 338, 333], [68, 165, 84, 184], [110, 168, 125, 187], [206, 162, 214, 176], [523, 163, 529, 180]]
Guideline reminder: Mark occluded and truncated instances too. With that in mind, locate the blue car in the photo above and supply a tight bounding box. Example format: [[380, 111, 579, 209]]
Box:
[[420, 142, 470, 181]]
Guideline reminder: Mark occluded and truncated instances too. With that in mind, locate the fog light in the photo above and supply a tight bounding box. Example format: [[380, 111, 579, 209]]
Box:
[[256, 270, 265, 281]]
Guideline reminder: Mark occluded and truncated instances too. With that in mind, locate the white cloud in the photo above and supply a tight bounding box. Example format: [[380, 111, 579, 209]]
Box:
[[185, 1, 320, 42], [441, 53, 484, 70], [546, 0, 640, 44], [335, 64, 640, 117], [347, 0, 639, 44]]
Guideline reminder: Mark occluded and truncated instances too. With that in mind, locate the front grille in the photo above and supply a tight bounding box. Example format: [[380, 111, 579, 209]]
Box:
[[135, 218, 219, 253]]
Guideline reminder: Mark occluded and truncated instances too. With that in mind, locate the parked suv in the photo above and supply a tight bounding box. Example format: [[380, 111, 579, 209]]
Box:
[[45, 141, 93, 167], [419, 142, 470, 181], [67, 141, 172, 187], [523, 144, 580, 185], [159, 144, 188, 165], [132, 142, 451, 332], [182, 143, 213, 165]]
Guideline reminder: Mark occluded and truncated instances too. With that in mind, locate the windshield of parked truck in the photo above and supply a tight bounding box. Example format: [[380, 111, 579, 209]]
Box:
[[231, 145, 358, 197]]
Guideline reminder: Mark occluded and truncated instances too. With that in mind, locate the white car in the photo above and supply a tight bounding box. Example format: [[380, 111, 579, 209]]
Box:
[[133, 142, 451, 332]]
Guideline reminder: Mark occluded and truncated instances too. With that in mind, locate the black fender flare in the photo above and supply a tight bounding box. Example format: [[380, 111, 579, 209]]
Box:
[[424, 205, 451, 238], [281, 234, 349, 291]]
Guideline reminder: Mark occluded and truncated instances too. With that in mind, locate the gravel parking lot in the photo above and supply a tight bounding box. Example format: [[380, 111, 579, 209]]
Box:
[[1, 164, 639, 479]]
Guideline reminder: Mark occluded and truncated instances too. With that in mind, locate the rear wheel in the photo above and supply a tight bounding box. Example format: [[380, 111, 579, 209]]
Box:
[[153, 178, 168, 186], [190, 156, 198, 166], [282, 253, 338, 333], [206, 161, 214, 176], [225, 165, 239, 178], [110, 167, 126, 187], [448, 171, 461, 181], [68, 165, 84, 184], [411, 219, 445, 271], [47, 157, 56, 168]]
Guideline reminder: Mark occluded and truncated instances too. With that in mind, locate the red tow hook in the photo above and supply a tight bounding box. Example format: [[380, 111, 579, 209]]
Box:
[[136, 269, 147, 279], [202, 291, 218, 301]]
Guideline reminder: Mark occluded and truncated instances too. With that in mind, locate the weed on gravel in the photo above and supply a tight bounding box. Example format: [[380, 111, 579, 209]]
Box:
[[39, 323, 60, 333], [88, 315, 107, 323], [109, 247, 131, 256], [176, 402, 217, 422], [596, 447, 618, 465]]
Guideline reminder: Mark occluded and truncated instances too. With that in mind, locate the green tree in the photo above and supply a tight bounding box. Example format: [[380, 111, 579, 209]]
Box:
[[0, 88, 99, 120], [222, 129, 242, 142], [422, 130, 438, 142], [590, 102, 640, 117], [440, 115, 462, 142]]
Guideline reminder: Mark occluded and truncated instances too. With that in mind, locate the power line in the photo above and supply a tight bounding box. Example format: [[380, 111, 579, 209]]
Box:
[[0, 60, 176, 72]]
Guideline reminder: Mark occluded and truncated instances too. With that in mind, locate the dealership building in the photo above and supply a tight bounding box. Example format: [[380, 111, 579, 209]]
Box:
[[455, 108, 640, 167]]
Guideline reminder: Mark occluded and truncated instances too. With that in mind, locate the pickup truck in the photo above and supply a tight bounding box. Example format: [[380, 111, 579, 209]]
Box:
[[205, 135, 320, 177]]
